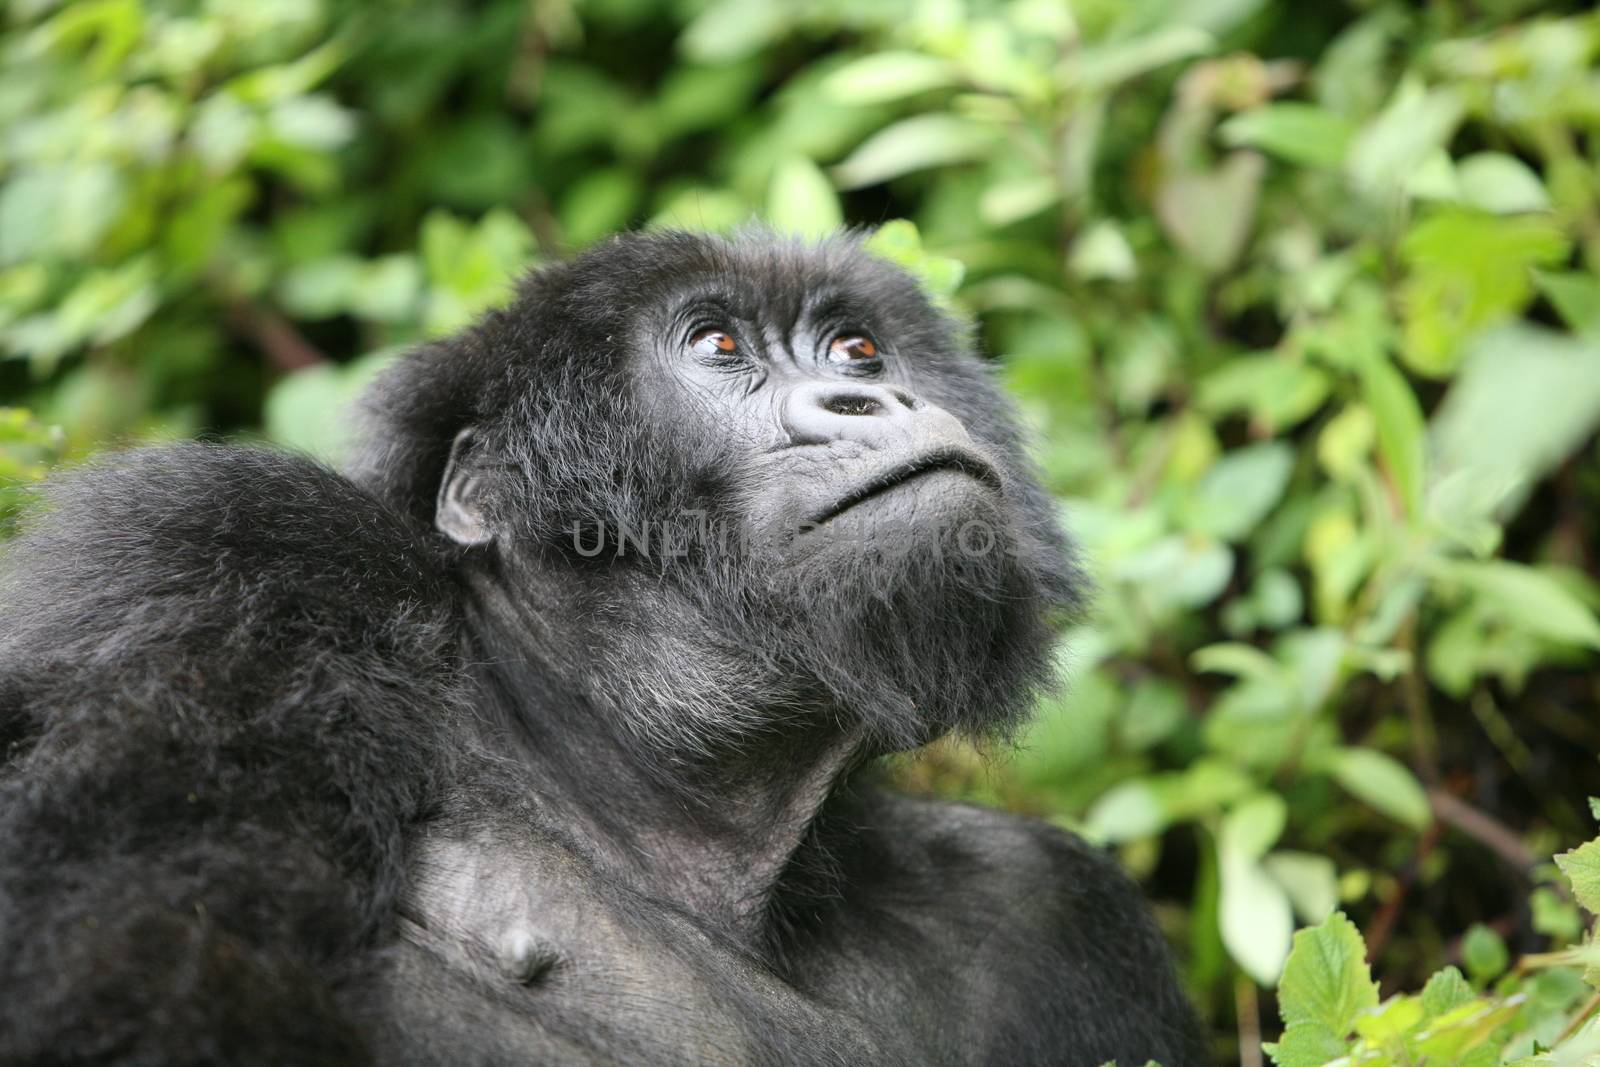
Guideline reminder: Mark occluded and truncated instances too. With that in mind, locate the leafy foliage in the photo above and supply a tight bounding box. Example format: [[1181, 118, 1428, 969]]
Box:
[[4, 0, 1600, 1059]]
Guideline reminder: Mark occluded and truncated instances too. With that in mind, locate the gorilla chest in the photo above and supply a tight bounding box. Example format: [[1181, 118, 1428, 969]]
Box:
[[378, 827, 882, 1066]]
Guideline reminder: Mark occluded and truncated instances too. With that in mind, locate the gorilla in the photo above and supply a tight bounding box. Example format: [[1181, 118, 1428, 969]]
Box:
[[0, 231, 1202, 1066]]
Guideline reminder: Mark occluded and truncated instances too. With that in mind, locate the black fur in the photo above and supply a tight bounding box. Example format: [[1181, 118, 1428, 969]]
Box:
[[0, 231, 1202, 1066]]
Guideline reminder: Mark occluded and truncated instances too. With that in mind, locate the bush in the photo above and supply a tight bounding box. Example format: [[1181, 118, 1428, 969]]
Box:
[[3, 0, 1599, 1059]]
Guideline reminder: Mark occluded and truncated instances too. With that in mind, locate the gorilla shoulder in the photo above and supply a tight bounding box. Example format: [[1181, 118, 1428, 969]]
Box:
[[0, 443, 453, 689], [791, 787, 1201, 1066]]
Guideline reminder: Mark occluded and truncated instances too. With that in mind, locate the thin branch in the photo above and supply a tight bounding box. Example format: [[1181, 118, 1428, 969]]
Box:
[[1429, 790, 1538, 873], [228, 300, 327, 372]]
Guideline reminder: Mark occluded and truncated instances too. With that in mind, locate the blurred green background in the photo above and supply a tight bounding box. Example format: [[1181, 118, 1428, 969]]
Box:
[[4, 0, 1600, 1061]]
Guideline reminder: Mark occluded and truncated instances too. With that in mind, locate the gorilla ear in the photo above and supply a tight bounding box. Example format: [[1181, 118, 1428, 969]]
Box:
[[436, 428, 495, 547]]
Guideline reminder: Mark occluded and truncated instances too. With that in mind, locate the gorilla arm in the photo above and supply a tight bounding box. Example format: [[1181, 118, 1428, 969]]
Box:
[[0, 446, 461, 1066]]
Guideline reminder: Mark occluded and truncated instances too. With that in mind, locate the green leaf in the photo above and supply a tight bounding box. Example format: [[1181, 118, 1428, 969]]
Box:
[[1439, 559, 1600, 650], [1460, 923, 1509, 982], [1346, 82, 1462, 194], [1356, 356, 1425, 518], [862, 220, 966, 304], [1069, 26, 1213, 90], [821, 52, 959, 104], [1326, 748, 1432, 830], [1533, 270, 1600, 338], [678, 0, 790, 62], [1181, 442, 1295, 542], [832, 114, 999, 189], [1068, 221, 1136, 281], [1221, 851, 1294, 985], [1222, 793, 1288, 861], [1430, 326, 1600, 516], [1264, 852, 1340, 924], [1275, 912, 1379, 1035], [1265, 1020, 1349, 1067], [1555, 837, 1600, 914], [1420, 966, 1474, 1018], [766, 157, 843, 238], [1400, 210, 1570, 375], [1456, 152, 1550, 214], [1220, 104, 1355, 169]]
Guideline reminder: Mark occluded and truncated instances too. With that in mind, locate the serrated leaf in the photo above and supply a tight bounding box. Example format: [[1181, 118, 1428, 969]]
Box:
[[1265, 1020, 1349, 1067], [1555, 838, 1600, 914], [1277, 912, 1379, 1036], [1421, 966, 1474, 1018]]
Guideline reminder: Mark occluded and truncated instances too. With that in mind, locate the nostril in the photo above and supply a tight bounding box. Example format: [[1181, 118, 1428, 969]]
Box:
[[891, 390, 917, 410], [821, 394, 883, 417]]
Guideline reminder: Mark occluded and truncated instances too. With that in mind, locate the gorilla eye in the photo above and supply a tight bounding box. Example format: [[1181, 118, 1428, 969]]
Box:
[[828, 335, 878, 364], [691, 329, 738, 358]]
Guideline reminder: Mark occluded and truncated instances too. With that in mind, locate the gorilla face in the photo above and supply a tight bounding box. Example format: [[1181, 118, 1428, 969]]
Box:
[[364, 231, 1081, 754]]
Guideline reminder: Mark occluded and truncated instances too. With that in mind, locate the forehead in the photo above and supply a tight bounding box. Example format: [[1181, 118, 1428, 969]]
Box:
[[569, 232, 925, 328]]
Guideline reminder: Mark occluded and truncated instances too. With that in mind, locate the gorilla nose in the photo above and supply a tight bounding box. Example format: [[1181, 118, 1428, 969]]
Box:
[[782, 382, 970, 449]]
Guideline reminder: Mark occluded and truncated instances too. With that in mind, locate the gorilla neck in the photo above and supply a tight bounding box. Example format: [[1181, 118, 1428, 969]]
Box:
[[461, 556, 869, 941]]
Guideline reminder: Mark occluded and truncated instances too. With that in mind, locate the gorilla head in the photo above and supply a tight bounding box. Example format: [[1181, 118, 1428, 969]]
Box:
[[353, 230, 1080, 764]]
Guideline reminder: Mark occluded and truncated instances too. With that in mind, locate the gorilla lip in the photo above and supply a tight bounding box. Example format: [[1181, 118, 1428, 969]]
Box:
[[811, 448, 1002, 525]]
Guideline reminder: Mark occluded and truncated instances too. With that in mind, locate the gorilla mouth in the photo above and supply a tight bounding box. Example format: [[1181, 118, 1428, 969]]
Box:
[[812, 449, 1003, 525]]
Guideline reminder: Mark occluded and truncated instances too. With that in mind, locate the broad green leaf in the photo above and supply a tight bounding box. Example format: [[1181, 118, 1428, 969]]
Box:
[[1326, 748, 1431, 830], [1221, 851, 1294, 985], [862, 220, 966, 304], [1222, 793, 1288, 861], [1346, 82, 1462, 194], [1555, 837, 1600, 914], [766, 157, 842, 237], [832, 115, 998, 189], [1430, 326, 1600, 516], [1456, 152, 1550, 214], [264, 348, 397, 462], [1276, 912, 1379, 1035], [1533, 270, 1600, 337], [821, 52, 959, 104], [1068, 26, 1213, 89], [1353, 994, 1423, 1042], [1400, 210, 1570, 375], [1181, 442, 1294, 541], [678, 0, 789, 61], [1191, 642, 1283, 683], [1068, 221, 1136, 281], [1316, 405, 1375, 481], [1220, 104, 1355, 169], [1265, 1020, 1348, 1067], [1460, 923, 1509, 982], [1439, 559, 1600, 650], [981, 177, 1061, 228], [1264, 852, 1339, 924], [1420, 966, 1474, 1018]]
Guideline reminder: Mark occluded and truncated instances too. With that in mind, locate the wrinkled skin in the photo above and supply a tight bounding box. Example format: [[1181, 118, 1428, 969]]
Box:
[[0, 232, 1203, 1066]]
